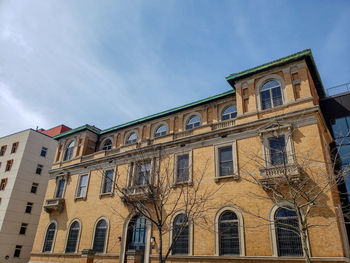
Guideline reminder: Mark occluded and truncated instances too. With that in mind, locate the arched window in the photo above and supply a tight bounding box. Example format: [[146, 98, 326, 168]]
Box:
[[102, 139, 112, 150], [186, 116, 200, 130], [93, 219, 108, 253], [218, 211, 239, 255], [63, 141, 75, 161], [126, 132, 138, 145], [275, 208, 303, 256], [172, 214, 189, 255], [127, 216, 147, 252], [222, 106, 237, 121], [261, 80, 283, 110], [65, 221, 80, 253], [155, 125, 167, 138], [42, 222, 56, 252]]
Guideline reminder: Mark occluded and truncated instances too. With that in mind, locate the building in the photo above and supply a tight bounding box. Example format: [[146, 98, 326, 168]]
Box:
[[30, 49, 349, 263], [0, 126, 70, 263]]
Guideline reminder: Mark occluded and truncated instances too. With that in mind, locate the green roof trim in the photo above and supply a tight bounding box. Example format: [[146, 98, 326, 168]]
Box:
[[54, 89, 235, 139], [53, 125, 100, 140]]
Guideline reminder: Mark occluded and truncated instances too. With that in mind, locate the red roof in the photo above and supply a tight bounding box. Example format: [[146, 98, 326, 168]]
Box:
[[41, 125, 71, 137]]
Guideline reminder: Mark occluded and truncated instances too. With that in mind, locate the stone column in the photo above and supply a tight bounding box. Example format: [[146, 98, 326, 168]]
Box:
[[81, 249, 95, 263]]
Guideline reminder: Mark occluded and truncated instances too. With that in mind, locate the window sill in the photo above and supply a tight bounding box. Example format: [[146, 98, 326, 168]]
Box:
[[99, 192, 113, 198], [74, 196, 87, 201], [214, 174, 240, 183], [172, 181, 193, 188]]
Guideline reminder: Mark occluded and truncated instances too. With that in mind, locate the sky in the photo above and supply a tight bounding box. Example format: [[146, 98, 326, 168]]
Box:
[[0, 0, 349, 137]]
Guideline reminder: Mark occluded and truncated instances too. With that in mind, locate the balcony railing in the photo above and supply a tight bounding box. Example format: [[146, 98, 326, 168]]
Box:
[[259, 163, 301, 187], [326, 83, 350, 96], [212, 119, 236, 130], [121, 185, 156, 203], [43, 198, 65, 213]]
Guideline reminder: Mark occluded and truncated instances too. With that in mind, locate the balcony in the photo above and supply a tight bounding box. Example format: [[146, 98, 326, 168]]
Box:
[[120, 185, 156, 203], [43, 198, 65, 213], [259, 163, 301, 188]]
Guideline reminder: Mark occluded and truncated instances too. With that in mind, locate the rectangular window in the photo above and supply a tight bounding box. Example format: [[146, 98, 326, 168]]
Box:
[[5, 159, 13, 172], [0, 178, 8, 190], [135, 162, 151, 186], [36, 164, 43, 175], [25, 202, 33, 213], [176, 155, 189, 182], [77, 174, 88, 197], [31, 183, 39, 194], [0, 145, 6, 156], [14, 245, 22, 258], [219, 147, 233, 176], [19, 223, 28, 235], [102, 170, 114, 193], [268, 136, 287, 166], [11, 142, 19, 154], [40, 147, 48, 157], [55, 178, 66, 198]]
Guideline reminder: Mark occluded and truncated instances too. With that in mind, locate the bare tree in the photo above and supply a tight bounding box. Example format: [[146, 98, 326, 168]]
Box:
[[99, 146, 219, 263], [230, 119, 349, 263]]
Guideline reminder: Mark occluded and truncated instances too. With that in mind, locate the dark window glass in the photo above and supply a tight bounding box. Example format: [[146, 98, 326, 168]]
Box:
[[261, 80, 282, 110], [56, 179, 65, 198], [19, 223, 28, 235], [31, 183, 39, 194], [177, 155, 189, 182], [332, 117, 350, 138], [102, 170, 114, 193], [102, 139, 112, 150], [186, 116, 200, 130], [93, 220, 107, 253], [172, 214, 189, 255], [219, 147, 233, 176], [155, 125, 167, 137], [11, 142, 19, 153], [14, 245, 22, 257], [126, 133, 138, 145], [219, 211, 239, 255], [25, 202, 33, 213], [43, 223, 56, 252], [36, 164, 43, 175], [222, 106, 237, 121], [65, 221, 80, 253], [136, 163, 151, 186], [128, 216, 146, 251], [275, 208, 303, 256], [63, 141, 75, 161], [268, 136, 287, 166], [41, 147, 48, 157]]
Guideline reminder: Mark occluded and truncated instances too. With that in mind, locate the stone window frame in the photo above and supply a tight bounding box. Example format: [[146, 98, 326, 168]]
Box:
[[126, 158, 158, 187], [75, 172, 91, 200], [269, 203, 310, 257], [64, 218, 82, 253], [91, 216, 110, 254], [152, 121, 169, 139], [214, 141, 239, 181], [120, 212, 152, 263], [183, 112, 202, 131], [99, 167, 116, 197], [100, 137, 114, 151], [218, 102, 238, 122], [124, 130, 139, 145], [53, 173, 69, 199], [169, 210, 193, 256], [11, 142, 19, 154], [173, 150, 193, 185], [255, 74, 287, 112], [214, 206, 245, 256], [41, 220, 58, 253], [259, 124, 295, 168]]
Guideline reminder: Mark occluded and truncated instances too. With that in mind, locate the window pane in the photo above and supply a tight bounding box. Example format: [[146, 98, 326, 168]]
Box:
[[177, 155, 189, 182], [222, 106, 237, 120], [261, 80, 280, 90], [127, 133, 138, 144], [65, 222, 80, 253], [173, 214, 189, 254], [93, 220, 107, 253], [56, 179, 65, 198], [272, 87, 283, 107], [275, 208, 303, 256], [261, 90, 271, 110], [269, 137, 286, 166], [155, 125, 167, 137], [219, 211, 239, 255], [219, 147, 233, 176], [78, 175, 88, 197], [137, 163, 151, 185], [43, 223, 56, 252], [103, 170, 114, 193], [102, 139, 112, 150]]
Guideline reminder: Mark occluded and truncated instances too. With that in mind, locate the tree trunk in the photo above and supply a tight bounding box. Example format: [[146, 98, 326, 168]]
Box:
[[301, 230, 311, 263], [158, 227, 163, 263]]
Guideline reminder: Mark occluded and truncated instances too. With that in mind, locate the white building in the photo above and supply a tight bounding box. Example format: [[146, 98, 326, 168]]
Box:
[[0, 129, 58, 263]]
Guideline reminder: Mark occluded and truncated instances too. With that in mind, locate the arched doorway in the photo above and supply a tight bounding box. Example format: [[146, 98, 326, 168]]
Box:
[[126, 215, 147, 262]]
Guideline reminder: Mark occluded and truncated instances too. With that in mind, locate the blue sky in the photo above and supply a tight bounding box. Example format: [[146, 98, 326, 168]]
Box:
[[0, 0, 349, 136]]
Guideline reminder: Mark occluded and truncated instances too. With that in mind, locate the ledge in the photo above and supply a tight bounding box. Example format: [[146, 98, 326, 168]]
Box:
[[214, 174, 240, 183]]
